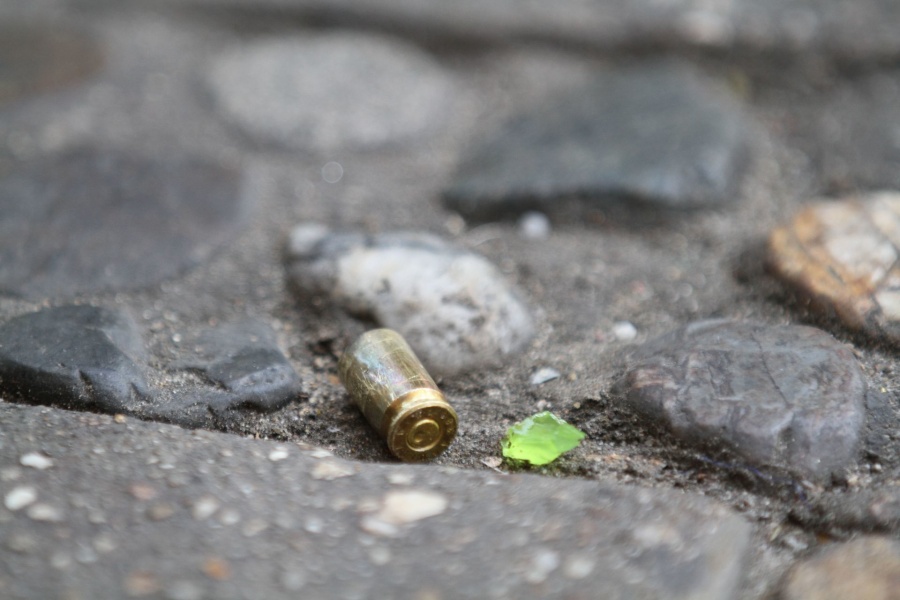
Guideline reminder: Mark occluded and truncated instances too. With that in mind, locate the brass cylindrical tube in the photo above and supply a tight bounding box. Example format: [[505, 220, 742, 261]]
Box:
[[338, 329, 457, 462]]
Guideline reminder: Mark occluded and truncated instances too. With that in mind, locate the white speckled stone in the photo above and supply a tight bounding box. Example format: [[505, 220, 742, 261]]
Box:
[[285, 225, 536, 376]]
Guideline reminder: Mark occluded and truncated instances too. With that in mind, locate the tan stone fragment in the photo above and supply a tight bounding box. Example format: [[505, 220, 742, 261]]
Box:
[[768, 192, 900, 343]]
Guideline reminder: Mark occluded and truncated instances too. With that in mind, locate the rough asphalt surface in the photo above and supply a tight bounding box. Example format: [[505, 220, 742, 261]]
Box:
[[0, 0, 899, 598]]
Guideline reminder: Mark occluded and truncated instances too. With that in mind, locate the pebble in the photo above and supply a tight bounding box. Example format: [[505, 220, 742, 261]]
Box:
[[621, 320, 867, 480], [779, 536, 900, 600], [768, 191, 900, 346], [268, 448, 289, 462], [207, 33, 454, 151], [26, 503, 64, 522], [191, 496, 220, 521], [19, 452, 54, 470], [0, 305, 153, 415], [444, 61, 751, 221], [285, 225, 535, 376], [0, 148, 246, 299], [518, 211, 552, 240], [311, 460, 356, 481], [165, 319, 303, 426], [530, 367, 561, 386], [4, 486, 37, 511], [612, 321, 638, 341]]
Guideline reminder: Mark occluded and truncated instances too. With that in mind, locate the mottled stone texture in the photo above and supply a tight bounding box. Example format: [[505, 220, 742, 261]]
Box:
[[779, 536, 900, 600], [444, 61, 751, 220], [285, 225, 535, 377], [0, 403, 751, 600], [621, 320, 866, 480], [768, 192, 900, 346], [0, 148, 247, 299]]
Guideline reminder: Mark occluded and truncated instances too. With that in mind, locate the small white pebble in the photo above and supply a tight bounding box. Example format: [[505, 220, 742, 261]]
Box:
[[50, 551, 72, 570], [362, 489, 448, 537], [311, 461, 355, 480], [20, 452, 54, 470], [191, 497, 220, 521], [525, 548, 560, 584], [518, 211, 551, 240], [612, 321, 638, 341], [563, 554, 595, 579], [4, 486, 37, 511], [218, 509, 241, 526], [268, 448, 289, 462], [26, 503, 64, 522], [530, 367, 561, 386], [386, 472, 414, 486]]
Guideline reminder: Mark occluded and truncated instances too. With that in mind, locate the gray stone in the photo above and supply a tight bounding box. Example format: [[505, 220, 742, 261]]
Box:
[[206, 33, 455, 152], [779, 536, 900, 600], [0, 402, 752, 600], [0, 147, 247, 299], [160, 319, 304, 425], [444, 61, 752, 221], [0, 305, 153, 414], [103, 0, 900, 62], [620, 320, 867, 481], [285, 224, 535, 377], [0, 25, 103, 108], [777, 70, 900, 194]]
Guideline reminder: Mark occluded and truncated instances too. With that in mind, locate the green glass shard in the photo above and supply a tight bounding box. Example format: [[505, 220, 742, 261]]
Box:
[[500, 411, 586, 466]]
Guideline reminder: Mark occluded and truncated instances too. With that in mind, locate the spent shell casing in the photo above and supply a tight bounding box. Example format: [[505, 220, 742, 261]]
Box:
[[338, 329, 457, 462]]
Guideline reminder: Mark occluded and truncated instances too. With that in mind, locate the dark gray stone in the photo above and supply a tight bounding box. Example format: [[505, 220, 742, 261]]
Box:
[[620, 320, 867, 481], [0, 305, 152, 414], [285, 224, 535, 377], [0, 402, 752, 600], [0, 25, 103, 108], [784, 70, 900, 194], [161, 320, 304, 425], [444, 62, 752, 221], [0, 148, 247, 299]]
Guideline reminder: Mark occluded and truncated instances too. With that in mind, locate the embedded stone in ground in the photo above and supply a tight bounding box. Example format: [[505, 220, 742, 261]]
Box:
[[620, 320, 866, 481], [0, 305, 152, 414], [285, 224, 535, 377], [779, 536, 900, 600], [443, 61, 751, 221], [0, 25, 103, 108], [768, 191, 900, 347], [157, 319, 303, 426], [792, 486, 900, 534], [206, 33, 455, 151], [0, 147, 247, 300], [0, 402, 752, 599]]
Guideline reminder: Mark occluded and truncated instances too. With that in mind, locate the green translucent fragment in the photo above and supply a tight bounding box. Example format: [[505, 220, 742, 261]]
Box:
[[500, 411, 586, 466]]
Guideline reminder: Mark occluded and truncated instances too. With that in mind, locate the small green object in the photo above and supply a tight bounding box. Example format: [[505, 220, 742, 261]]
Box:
[[500, 411, 586, 465]]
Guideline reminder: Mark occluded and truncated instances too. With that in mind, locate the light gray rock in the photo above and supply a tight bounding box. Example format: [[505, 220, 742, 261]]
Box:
[[206, 33, 455, 152], [620, 320, 867, 481], [0, 402, 752, 600], [285, 225, 535, 376]]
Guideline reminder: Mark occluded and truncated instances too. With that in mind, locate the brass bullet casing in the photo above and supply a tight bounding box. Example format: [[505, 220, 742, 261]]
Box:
[[338, 329, 458, 462]]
